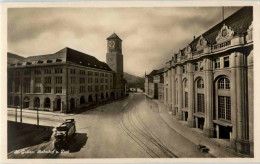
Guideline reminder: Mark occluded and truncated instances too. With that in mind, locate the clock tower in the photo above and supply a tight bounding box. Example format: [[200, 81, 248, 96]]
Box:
[[106, 33, 124, 98]]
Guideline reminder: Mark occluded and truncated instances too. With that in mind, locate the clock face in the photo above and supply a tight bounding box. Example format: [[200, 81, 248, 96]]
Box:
[[108, 40, 115, 49]]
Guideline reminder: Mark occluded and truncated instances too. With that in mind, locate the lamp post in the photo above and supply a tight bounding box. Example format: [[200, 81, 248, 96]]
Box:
[[37, 107, 39, 126]]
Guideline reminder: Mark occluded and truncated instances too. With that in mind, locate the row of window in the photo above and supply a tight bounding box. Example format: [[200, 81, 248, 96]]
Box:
[[10, 59, 62, 67], [71, 77, 111, 84], [78, 85, 111, 93]]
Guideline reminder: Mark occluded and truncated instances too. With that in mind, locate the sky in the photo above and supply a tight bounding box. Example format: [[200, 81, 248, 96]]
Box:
[[8, 7, 242, 77]]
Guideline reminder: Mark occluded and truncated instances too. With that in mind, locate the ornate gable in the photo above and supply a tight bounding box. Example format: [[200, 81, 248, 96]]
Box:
[[196, 36, 208, 51], [184, 45, 191, 55], [216, 24, 234, 43]]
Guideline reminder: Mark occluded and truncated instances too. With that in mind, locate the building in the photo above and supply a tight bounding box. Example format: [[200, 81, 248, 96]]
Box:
[[7, 33, 125, 113], [146, 7, 253, 155], [145, 68, 165, 102]]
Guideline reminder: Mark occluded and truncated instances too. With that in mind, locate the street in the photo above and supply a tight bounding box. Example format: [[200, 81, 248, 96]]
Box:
[[8, 93, 215, 158]]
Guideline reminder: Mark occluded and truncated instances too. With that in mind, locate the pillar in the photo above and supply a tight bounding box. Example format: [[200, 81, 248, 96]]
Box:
[[171, 67, 176, 115], [164, 72, 167, 105], [168, 68, 172, 110], [177, 65, 183, 120], [203, 58, 214, 137], [234, 52, 250, 154], [187, 62, 195, 127], [30, 68, 35, 93]]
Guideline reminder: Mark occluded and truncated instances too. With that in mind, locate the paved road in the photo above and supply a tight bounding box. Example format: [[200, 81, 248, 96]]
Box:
[[8, 93, 213, 158]]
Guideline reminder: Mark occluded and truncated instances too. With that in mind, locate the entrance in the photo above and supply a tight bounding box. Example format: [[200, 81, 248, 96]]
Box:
[[95, 94, 98, 102], [70, 98, 75, 110], [198, 117, 204, 130], [184, 112, 188, 121], [218, 125, 232, 139], [56, 99, 61, 111], [23, 97, 30, 108]]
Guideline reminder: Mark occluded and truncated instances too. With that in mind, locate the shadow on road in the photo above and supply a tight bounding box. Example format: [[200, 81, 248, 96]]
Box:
[[67, 133, 88, 153], [8, 121, 53, 153]]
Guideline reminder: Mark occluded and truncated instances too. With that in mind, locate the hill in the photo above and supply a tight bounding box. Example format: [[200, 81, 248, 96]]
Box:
[[124, 72, 144, 84]]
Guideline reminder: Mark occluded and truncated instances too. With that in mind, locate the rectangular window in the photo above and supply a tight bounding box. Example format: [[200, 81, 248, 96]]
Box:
[[100, 78, 104, 83], [80, 86, 85, 93], [55, 87, 62, 93], [105, 79, 108, 83], [24, 70, 31, 75], [16, 71, 20, 76], [70, 69, 76, 74], [70, 77, 75, 84], [100, 85, 104, 91], [45, 77, 51, 84], [34, 69, 41, 75], [224, 57, 230, 68], [55, 77, 62, 84], [88, 71, 93, 76], [88, 86, 92, 92], [44, 69, 51, 74], [183, 66, 186, 73], [95, 85, 99, 92], [80, 78, 85, 83], [15, 78, 20, 92], [195, 63, 199, 71], [55, 68, 62, 74], [197, 93, 204, 113], [95, 78, 99, 83], [71, 86, 75, 94], [215, 58, 220, 69], [88, 78, 93, 83], [44, 87, 51, 93], [185, 92, 188, 107], [105, 85, 108, 90], [199, 62, 203, 71], [95, 72, 99, 76], [35, 86, 41, 93], [100, 73, 104, 77], [79, 70, 85, 75], [218, 96, 231, 121], [35, 77, 41, 83]]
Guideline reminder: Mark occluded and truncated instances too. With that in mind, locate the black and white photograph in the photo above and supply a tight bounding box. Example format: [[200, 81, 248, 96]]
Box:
[[1, 1, 258, 161]]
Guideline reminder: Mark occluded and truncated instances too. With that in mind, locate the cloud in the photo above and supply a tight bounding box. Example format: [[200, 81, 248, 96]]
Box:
[[8, 7, 241, 77]]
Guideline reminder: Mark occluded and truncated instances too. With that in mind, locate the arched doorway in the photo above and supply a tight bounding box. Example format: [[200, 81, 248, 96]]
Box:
[[70, 98, 75, 110], [14, 96, 20, 107], [116, 92, 118, 99], [95, 94, 98, 102], [106, 92, 109, 99], [111, 92, 115, 99], [88, 95, 93, 103], [34, 97, 40, 108], [101, 93, 104, 100], [56, 98, 61, 111], [44, 97, 51, 108], [23, 97, 30, 108], [121, 91, 123, 97], [80, 96, 85, 105]]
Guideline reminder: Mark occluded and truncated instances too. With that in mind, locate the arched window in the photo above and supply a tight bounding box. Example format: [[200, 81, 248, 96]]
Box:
[[34, 97, 40, 108], [197, 78, 204, 88], [218, 77, 230, 89], [44, 97, 51, 108]]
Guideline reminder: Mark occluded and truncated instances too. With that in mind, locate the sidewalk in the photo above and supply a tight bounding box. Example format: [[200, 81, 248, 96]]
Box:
[[153, 100, 247, 158], [7, 108, 74, 117]]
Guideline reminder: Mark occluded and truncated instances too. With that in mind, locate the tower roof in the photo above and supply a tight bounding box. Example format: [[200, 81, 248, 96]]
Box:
[[107, 33, 122, 41]]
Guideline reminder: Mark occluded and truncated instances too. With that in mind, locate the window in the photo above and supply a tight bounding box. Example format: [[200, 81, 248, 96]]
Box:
[[88, 86, 92, 92], [35, 77, 41, 83], [195, 63, 199, 71], [199, 62, 203, 71], [95, 85, 99, 92], [105, 79, 108, 83], [55, 68, 62, 74], [218, 96, 231, 121], [44, 87, 51, 93], [47, 60, 52, 63], [70, 69, 76, 74], [44, 69, 51, 74], [105, 85, 108, 90], [24, 70, 31, 75], [15, 78, 20, 92], [70, 77, 75, 84], [183, 66, 186, 73], [56, 59, 62, 62], [55, 87, 62, 93], [71, 86, 75, 94], [80, 78, 85, 83], [218, 77, 230, 89], [197, 78, 204, 88], [95, 72, 99, 76], [88, 71, 93, 76], [197, 93, 205, 113], [95, 78, 99, 83], [185, 92, 188, 107], [88, 78, 93, 83], [35, 86, 41, 93], [224, 57, 230, 68], [80, 86, 85, 93], [79, 70, 85, 75], [34, 69, 41, 75], [38, 60, 44, 64], [215, 58, 220, 69], [166, 72, 168, 77], [100, 85, 104, 91], [100, 73, 104, 77], [23, 78, 30, 93], [45, 77, 51, 84], [55, 77, 62, 84], [100, 79, 104, 83]]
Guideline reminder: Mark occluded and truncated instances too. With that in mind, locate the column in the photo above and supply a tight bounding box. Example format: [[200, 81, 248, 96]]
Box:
[[30, 68, 35, 93], [203, 57, 214, 137], [187, 62, 195, 127], [234, 52, 250, 154], [168, 68, 172, 110], [164, 72, 167, 105], [171, 67, 176, 115], [177, 65, 183, 120]]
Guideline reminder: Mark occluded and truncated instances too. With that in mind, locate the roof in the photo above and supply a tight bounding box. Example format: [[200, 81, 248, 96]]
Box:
[[148, 67, 165, 76], [8, 47, 113, 71], [189, 7, 252, 51], [7, 53, 25, 60], [107, 33, 122, 41]]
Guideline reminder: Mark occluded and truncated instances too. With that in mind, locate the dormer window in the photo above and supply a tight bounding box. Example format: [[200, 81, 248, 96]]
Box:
[[26, 62, 32, 65], [38, 60, 44, 64], [56, 59, 62, 62], [17, 62, 22, 66], [10, 64, 15, 66], [47, 60, 52, 63]]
